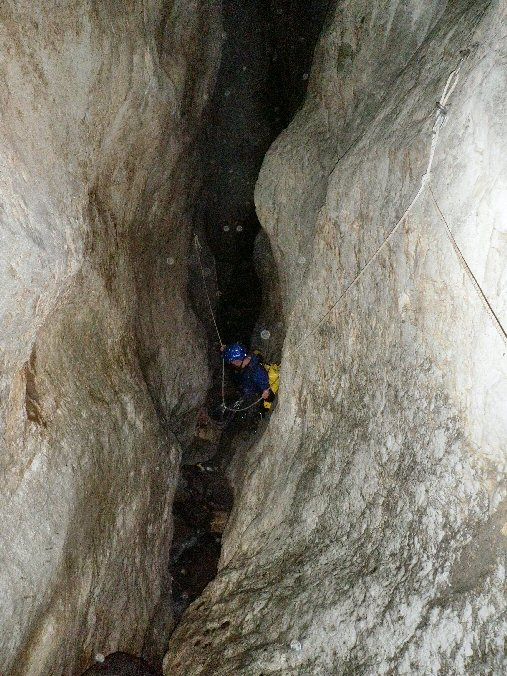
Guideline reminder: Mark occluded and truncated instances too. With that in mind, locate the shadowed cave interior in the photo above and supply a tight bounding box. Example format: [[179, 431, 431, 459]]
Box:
[[4, 1, 505, 674], [83, 1, 330, 673], [171, 0, 331, 632]]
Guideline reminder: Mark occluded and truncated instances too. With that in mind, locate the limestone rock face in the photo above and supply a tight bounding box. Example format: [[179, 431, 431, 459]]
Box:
[[164, 1, 507, 674], [0, 2, 220, 673]]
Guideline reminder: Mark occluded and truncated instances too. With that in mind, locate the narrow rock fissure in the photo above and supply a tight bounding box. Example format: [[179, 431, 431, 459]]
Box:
[[168, 0, 331, 647], [79, 4, 330, 672], [4, 1, 506, 674]]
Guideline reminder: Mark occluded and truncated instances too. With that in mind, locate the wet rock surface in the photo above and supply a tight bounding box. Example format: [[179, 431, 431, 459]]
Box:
[[164, 1, 507, 674]]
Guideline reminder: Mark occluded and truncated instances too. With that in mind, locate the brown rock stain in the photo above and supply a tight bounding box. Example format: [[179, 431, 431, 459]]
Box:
[[24, 347, 47, 427]]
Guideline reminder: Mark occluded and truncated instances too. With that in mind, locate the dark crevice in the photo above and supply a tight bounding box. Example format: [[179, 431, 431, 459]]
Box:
[[81, 3, 330, 672], [170, 465, 234, 623], [170, 0, 331, 651], [194, 0, 331, 346]]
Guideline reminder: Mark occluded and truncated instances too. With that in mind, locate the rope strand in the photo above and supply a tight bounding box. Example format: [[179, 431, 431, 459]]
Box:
[[429, 186, 507, 346], [285, 56, 467, 358], [193, 234, 223, 346], [193, 234, 265, 413]]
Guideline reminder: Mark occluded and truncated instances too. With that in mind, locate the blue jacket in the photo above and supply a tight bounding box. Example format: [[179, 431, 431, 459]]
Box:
[[237, 354, 269, 396]]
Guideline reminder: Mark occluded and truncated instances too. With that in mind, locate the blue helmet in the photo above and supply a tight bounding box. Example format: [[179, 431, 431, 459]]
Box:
[[223, 343, 247, 362]]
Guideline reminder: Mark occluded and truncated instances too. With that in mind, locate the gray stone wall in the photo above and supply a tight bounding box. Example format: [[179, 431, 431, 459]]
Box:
[[164, 1, 507, 673], [0, 2, 221, 673]]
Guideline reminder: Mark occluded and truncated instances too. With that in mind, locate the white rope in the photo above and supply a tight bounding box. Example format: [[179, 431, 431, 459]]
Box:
[[193, 234, 223, 345], [429, 186, 507, 347], [193, 234, 266, 413], [286, 57, 465, 358]]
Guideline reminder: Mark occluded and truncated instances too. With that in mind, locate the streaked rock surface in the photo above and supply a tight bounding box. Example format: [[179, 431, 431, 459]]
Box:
[[0, 2, 220, 673], [164, 1, 507, 674]]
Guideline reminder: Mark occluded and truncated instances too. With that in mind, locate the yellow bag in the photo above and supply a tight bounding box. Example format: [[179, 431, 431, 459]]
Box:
[[262, 362, 280, 409]]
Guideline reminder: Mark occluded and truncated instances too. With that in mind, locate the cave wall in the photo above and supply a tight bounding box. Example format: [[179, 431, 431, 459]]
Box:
[[164, 1, 507, 674], [0, 1, 221, 673]]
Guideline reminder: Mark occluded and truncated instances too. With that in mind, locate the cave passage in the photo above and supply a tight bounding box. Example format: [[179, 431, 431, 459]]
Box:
[[7, 1, 501, 673], [170, 0, 332, 637], [196, 0, 332, 346]]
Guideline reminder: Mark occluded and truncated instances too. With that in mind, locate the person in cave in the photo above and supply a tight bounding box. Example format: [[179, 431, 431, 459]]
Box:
[[221, 343, 277, 416]]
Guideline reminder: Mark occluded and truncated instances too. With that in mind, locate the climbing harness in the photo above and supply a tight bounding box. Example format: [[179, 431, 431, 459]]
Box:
[[193, 234, 269, 413], [286, 47, 506, 358]]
